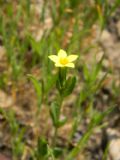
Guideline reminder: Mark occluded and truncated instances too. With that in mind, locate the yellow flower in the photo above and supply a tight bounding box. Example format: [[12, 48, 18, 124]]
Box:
[[48, 49, 78, 68]]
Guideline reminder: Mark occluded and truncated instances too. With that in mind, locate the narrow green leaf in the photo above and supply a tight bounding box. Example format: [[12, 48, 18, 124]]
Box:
[[28, 74, 42, 109], [63, 76, 76, 97], [35, 137, 48, 159], [57, 117, 67, 127], [50, 102, 60, 127]]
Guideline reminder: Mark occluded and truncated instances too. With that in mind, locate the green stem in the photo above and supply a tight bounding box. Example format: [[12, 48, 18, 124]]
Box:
[[52, 95, 63, 147], [52, 68, 66, 147], [59, 68, 67, 88], [52, 127, 58, 147]]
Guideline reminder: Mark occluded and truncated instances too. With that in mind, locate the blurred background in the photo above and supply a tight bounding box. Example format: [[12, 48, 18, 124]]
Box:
[[0, 0, 120, 160]]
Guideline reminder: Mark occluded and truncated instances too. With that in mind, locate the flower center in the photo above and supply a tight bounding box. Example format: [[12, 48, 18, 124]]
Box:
[[59, 57, 69, 65]]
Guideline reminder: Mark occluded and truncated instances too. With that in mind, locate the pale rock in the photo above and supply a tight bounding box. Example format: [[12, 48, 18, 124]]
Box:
[[107, 128, 120, 160], [116, 21, 120, 37], [0, 90, 13, 108]]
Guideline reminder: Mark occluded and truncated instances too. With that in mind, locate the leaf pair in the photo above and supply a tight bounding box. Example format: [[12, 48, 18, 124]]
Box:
[[57, 75, 76, 97], [35, 137, 48, 160], [35, 137, 63, 159], [50, 102, 66, 128]]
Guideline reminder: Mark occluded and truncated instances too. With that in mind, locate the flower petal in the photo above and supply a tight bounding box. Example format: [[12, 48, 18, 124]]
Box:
[[48, 55, 58, 63], [67, 55, 78, 62], [55, 62, 65, 67], [58, 49, 67, 58], [65, 63, 75, 68]]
